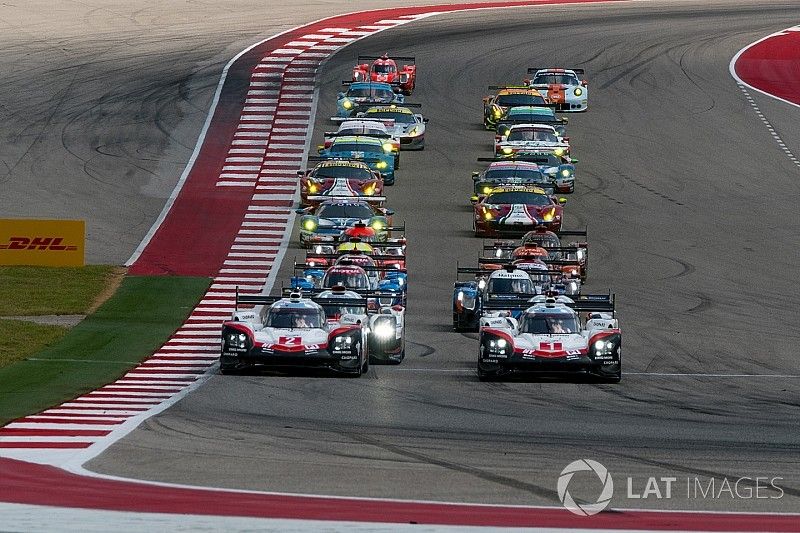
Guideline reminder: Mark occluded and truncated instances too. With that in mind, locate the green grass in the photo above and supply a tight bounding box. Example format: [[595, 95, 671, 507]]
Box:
[[0, 265, 120, 315], [0, 320, 69, 367], [0, 275, 210, 425]]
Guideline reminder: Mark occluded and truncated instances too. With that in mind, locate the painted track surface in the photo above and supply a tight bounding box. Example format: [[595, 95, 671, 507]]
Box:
[[733, 25, 800, 107], [86, 0, 800, 516]]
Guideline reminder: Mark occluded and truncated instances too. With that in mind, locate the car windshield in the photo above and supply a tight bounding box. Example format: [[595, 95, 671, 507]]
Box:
[[347, 87, 394, 99], [523, 233, 561, 248], [533, 74, 579, 86], [320, 301, 364, 318], [313, 165, 373, 180], [366, 111, 415, 124], [329, 143, 381, 155], [265, 308, 324, 329], [338, 127, 386, 137], [496, 94, 546, 106], [520, 313, 579, 334], [484, 169, 546, 182], [507, 129, 558, 142], [487, 277, 533, 295], [515, 154, 561, 167], [372, 64, 396, 74], [318, 203, 373, 219], [485, 192, 551, 206], [323, 271, 370, 289]]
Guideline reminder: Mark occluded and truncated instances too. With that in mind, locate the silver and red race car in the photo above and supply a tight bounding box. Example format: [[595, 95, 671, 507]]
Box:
[[477, 293, 620, 382], [526, 68, 588, 112]]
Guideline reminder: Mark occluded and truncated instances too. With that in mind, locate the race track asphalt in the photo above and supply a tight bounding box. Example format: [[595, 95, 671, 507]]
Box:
[[68, 0, 800, 513]]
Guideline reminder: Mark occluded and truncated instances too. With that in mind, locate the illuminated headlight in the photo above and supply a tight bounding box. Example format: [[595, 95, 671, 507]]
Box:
[[501, 147, 513, 155], [373, 322, 395, 339], [303, 219, 317, 231], [483, 186, 492, 195], [478, 279, 486, 290], [484, 211, 493, 221], [375, 161, 388, 170], [542, 209, 555, 222], [382, 142, 394, 153], [332, 335, 354, 354], [342, 99, 353, 109], [553, 147, 566, 157], [308, 183, 318, 193], [407, 126, 420, 137], [560, 169, 571, 178], [567, 281, 579, 295], [226, 332, 247, 348], [371, 220, 385, 231], [492, 108, 502, 118], [576, 249, 586, 261], [594, 339, 615, 356], [363, 183, 376, 196], [495, 248, 503, 258], [487, 338, 509, 354], [574, 87, 583, 97]]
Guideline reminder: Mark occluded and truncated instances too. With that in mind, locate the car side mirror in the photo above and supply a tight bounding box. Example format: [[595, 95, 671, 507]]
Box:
[[384, 208, 395, 216], [423, 118, 429, 123], [570, 158, 579, 163], [581, 80, 588, 86], [296, 171, 304, 176], [558, 198, 567, 204], [317, 145, 325, 154], [337, 92, 345, 98], [471, 171, 479, 177], [561, 117, 569, 124], [482, 97, 490, 103], [295, 208, 306, 214]]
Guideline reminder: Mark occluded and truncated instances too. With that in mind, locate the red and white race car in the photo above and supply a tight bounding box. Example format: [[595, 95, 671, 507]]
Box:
[[474, 185, 567, 236], [352, 54, 416, 95], [298, 159, 385, 207]]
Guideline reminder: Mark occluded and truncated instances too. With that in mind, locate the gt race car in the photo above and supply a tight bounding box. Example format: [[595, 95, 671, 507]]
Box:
[[474, 185, 567, 236], [477, 151, 575, 194], [526, 68, 588, 112], [336, 82, 404, 118], [220, 291, 369, 376], [478, 293, 620, 382], [352, 54, 416, 95], [471, 161, 560, 202], [495, 105, 567, 138], [359, 105, 427, 150], [296, 199, 395, 244], [298, 159, 385, 206], [482, 86, 547, 129], [495, 124, 570, 158], [317, 135, 396, 184], [323, 119, 400, 162]]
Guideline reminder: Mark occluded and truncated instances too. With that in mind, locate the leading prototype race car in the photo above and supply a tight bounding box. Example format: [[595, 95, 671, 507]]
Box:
[[336, 82, 404, 118], [526, 68, 588, 112], [482, 86, 547, 130], [298, 159, 385, 206], [317, 135, 396, 184], [474, 185, 567, 236], [296, 199, 395, 244], [352, 54, 416, 95], [220, 290, 369, 376], [360, 105, 427, 150], [477, 293, 620, 382]]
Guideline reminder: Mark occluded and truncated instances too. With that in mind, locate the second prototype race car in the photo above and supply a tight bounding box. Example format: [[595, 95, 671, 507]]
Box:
[[477, 293, 620, 382], [526, 68, 588, 112], [482, 86, 547, 129], [352, 54, 416, 95], [474, 185, 567, 236]]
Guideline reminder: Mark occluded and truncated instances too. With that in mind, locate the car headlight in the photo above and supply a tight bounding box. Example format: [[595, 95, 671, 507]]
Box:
[[560, 169, 571, 178], [574, 87, 583, 97], [492, 107, 502, 118], [373, 321, 395, 339], [303, 219, 317, 231], [332, 334, 355, 354], [484, 211, 493, 221], [342, 99, 353, 109], [226, 332, 248, 349], [576, 249, 586, 261], [594, 339, 615, 356], [487, 337, 509, 354], [482, 186, 492, 194], [308, 183, 318, 193], [553, 147, 566, 157], [363, 183, 376, 196], [501, 147, 513, 155], [407, 126, 420, 137], [375, 160, 388, 170], [371, 220, 385, 231], [478, 279, 486, 290], [542, 209, 555, 222], [382, 142, 394, 153]]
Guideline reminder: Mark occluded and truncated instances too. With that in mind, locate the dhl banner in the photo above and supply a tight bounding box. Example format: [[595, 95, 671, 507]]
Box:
[[0, 219, 85, 267]]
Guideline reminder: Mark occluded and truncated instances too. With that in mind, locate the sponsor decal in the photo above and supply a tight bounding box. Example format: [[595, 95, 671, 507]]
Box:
[[0, 219, 84, 266]]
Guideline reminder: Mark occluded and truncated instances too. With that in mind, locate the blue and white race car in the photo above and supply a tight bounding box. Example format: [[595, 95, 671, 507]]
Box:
[[336, 82, 404, 118]]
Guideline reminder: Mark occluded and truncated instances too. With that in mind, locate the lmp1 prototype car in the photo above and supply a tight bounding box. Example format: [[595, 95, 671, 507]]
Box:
[[495, 105, 567, 137], [482, 86, 547, 129], [483, 232, 587, 281], [336, 82, 404, 118], [477, 293, 620, 382], [317, 135, 396, 184], [477, 151, 575, 194], [360, 105, 427, 150], [297, 199, 395, 244], [526, 68, 588, 112], [495, 124, 570, 158], [352, 54, 416, 95], [220, 291, 370, 376], [474, 185, 567, 236], [298, 159, 384, 206]]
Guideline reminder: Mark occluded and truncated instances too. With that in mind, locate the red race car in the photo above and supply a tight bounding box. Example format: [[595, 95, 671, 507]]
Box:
[[352, 54, 416, 95], [474, 185, 566, 237]]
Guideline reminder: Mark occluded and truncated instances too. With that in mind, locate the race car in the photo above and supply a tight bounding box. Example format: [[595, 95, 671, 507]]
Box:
[[336, 82, 404, 118], [495, 124, 570, 158], [526, 68, 588, 112], [220, 291, 369, 376], [519, 226, 588, 278], [495, 105, 567, 138], [305, 237, 407, 271], [317, 135, 396, 184], [482, 86, 548, 129], [298, 159, 385, 206], [477, 293, 620, 382], [352, 54, 416, 95], [359, 105, 427, 150], [291, 257, 407, 302], [475, 153, 575, 196], [296, 199, 394, 244], [483, 235, 587, 282], [453, 264, 552, 332], [474, 185, 567, 236]]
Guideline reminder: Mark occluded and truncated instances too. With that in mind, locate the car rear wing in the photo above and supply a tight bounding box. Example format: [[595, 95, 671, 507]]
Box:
[[307, 155, 385, 164], [358, 54, 415, 62], [306, 195, 387, 204], [294, 260, 407, 274], [476, 257, 580, 269], [497, 118, 567, 128], [482, 293, 613, 312], [282, 287, 407, 308], [329, 117, 396, 128], [305, 252, 404, 263], [487, 85, 533, 90], [527, 68, 585, 75], [323, 131, 394, 140], [482, 243, 586, 253]]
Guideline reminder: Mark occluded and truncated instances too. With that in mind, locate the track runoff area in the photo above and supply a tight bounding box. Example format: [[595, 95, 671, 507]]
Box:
[[2, 1, 800, 531]]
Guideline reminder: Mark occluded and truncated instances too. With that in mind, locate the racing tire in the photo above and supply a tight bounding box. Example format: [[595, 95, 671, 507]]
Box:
[[361, 354, 369, 374], [394, 154, 400, 169]]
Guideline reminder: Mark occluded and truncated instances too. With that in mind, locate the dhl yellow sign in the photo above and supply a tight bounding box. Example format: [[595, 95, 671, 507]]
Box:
[[0, 219, 85, 267]]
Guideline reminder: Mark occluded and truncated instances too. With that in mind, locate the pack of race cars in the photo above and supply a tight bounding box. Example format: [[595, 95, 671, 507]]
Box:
[[218, 58, 620, 383]]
